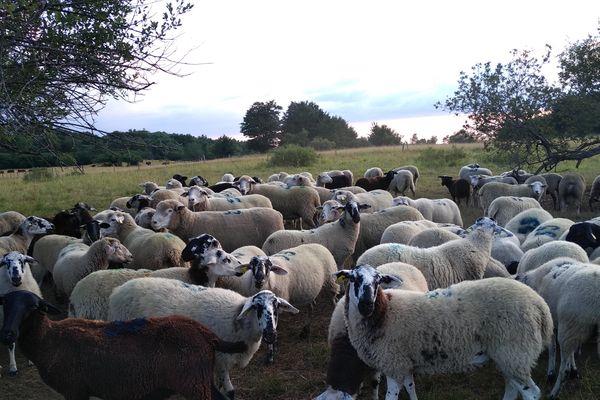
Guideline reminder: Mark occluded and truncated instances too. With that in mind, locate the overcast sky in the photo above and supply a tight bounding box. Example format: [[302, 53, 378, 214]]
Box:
[[95, 0, 600, 141]]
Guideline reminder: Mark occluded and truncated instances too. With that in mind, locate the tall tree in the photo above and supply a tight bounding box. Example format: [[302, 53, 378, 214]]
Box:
[[367, 123, 402, 146], [0, 0, 194, 167], [240, 100, 282, 152]]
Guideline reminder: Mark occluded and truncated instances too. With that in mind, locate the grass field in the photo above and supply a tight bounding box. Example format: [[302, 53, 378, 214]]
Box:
[[1, 143, 600, 399]]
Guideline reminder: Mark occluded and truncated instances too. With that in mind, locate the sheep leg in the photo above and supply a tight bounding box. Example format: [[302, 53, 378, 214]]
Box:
[[384, 375, 402, 400], [216, 368, 235, 400], [8, 344, 17, 375], [501, 378, 519, 400], [265, 342, 276, 365], [515, 378, 541, 400], [547, 331, 557, 382], [299, 302, 314, 339], [568, 353, 579, 379], [364, 370, 381, 400], [549, 349, 575, 399], [402, 374, 418, 400]]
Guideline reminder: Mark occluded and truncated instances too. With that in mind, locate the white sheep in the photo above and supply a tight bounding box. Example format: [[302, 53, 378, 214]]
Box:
[[458, 164, 492, 181], [516, 241, 589, 274], [504, 208, 554, 244], [357, 217, 504, 289], [392, 196, 463, 226], [99, 210, 188, 270], [335, 264, 551, 400], [316, 199, 344, 224], [52, 237, 133, 299], [558, 173, 586, 214], [139, 181, 164, 194], [108, 279, 299, 399], [408, 227, 460, 248], [222, 173, 235, 183], [363, 167, 384, 178], [588, 174, 600, 211], [520, 218, 575, 252], [486, 196, 542, 227], [469, 174, 518, 208], [0, 216, 54, 255], [133, 207, 156, 229], [393, 165, 420, 188], [184, 185, 272, 211], [478, 181, 546, 215], [388, 170, 415, 197], [0, 251, 42, 376], [379, 219, 438, 244], [540, 172, 563, 210], [151, 200, 284, 252], [31, 234, 81, 275], [332, 189, 394, 213], [0, 211, 25, 236], [108, 196, 137, 216]]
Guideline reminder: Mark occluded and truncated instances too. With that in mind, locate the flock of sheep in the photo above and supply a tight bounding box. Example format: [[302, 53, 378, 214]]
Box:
[[1, 162, 600, 400]]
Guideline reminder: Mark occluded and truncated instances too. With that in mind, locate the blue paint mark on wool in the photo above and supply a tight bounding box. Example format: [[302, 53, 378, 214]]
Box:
[[105, 318, 148, 337]]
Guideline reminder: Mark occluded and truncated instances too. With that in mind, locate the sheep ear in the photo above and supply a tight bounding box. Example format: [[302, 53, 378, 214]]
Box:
[[176, 205, 186, 212], [105, 244, 116, 255], [380, 274, 403, 289], [24, 255, 35, 264], [333, 270, 352, 285], [181, 191, 189, 197], [99, 222, 110, 229], [39, 299, 62, 315], [358, 203, 371, 210], [316, 206, 323, 211], [277, 297, 300, 314], [269, 264, 288, 275], [235, 264, 250, 276], [236, 298, 254, 320], [115, 215, 125, 224], [202, 254, 218, 265]]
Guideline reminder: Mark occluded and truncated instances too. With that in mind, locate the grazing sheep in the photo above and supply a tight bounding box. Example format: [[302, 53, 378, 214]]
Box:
[[357, 217, 504, 289], [108, 279, 299, 399], [380, 219, 438, 244], [520, 218, 575, 252], [355, 170, 398, 192], [486, 196, 542, 227], [438, 176, 471, 206], [516, 241, 589, 274], [332, 189, 394, 213], [458, 164, 493, 181], [388, 170, 416, 197], [505, 208, 554, 244], [363, 167, 384, 178], [0, 211, 25, 236], [151, 200, 284, 252], [335, 265, 551, 400], [184, 185, 272, 211], [263, 201, 368, 266], [99, 211, 188, 270], [0, 216, 54, 255], [478, 181, 546, 215], [589, 175, 600, 211], [393, 165, 420, 187], [0, 290, 245, 400], [558, 173, 586, 214], [392, 196, 462, 226], [564, 221, 600, 255], [52, 237, 133, 299]]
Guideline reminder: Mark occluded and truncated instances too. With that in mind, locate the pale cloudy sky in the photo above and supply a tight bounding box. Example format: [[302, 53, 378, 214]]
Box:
[[95, 0, 600, 141]]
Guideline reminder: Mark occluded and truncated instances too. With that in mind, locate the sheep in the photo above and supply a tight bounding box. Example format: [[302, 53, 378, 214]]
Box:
[[408, 227, 460, 248], [564, 221, 600, 256], [150, 188, 189, 207], [151, 200, 284, 252], [504, 208, 554, 244], [0, 252, 42, 377], [99, 210, 188, 270], [388, 170, 416, 197], [0, 290, 246, 400], [262, 201, 368, 266], [315, 262, 428, 400], [458, 164, 492, 180], [69, 234, 241, 320], [502, 168, 533, 184], [184, 185, 272, 212], [392, 196, 462, 226], [52, 237, 133, 299], [363, 167, 383, 178], [469, 174, 518, 207], [133, 206, 156, 229], [109, 196, 137, 216], [357, 217, 504, 290], [355, 170, 398, 192], [221, 173, 235, 183], [0, 216, 54, 255], [516, 241, 589, 274], [316, 199, 344, 224], [140, 180, 164, 194], [267, 171, 288, 182], [31, 234, 83, 276], [524, 175, 548, 200], [171, 173, 188, 186], [335, 264, 551, 400], [478, 181, 546, 215], [50, 203, 96, 239], [0, 211, 25, 236], [558, 173, 586, 214], [332, 189, 394, 213], [520, 218, 575, 252], [108, 279, 299, 399], [315, 173, 352, 189], [393, 165, 420, 187], [380, 219, 438, 244], [539, 172, 563, 210], [189, 175, 209, 187], [588, 174, 600, 211], [438, 176, 471, 206], [486, 196, 542, 227]]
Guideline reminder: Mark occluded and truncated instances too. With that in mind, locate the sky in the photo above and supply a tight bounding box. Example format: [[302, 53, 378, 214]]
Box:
[[95, 0, 600, 141]]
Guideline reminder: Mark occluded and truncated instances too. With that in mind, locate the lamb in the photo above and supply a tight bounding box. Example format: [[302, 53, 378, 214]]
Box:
[[588, 174, 600, 211], [388, 170, 416, 197], [0, 211, 25, 236], [558, 173, 586, 214], [336, 265, 551, 400], [99, 210, 188, 270], [504, 208, 554, 244], [363, 167, 383, 178], [520, 218, 575, 252], [393, 165, 420, 187], [0, 290, 246, 400], [438, 176, 471, 206], [315, 262, 428, 400], [184, 185, 272, 211], [564, 221, 600, 255], [52, 237, 133, 299], [0, 216, 54, 255], [392, 196, 462, 226], [458, 164, 493, 181], [478, 181, 546, 215], [380, 219, 439, 244], [69, 234, 242, 320], [262, 201, 368, 266], [486, 196, 542, 227], [151, 200, 284, 252], [108, 279, 299, 399], [516, 241, 589, 274], [0, 252, 42, 377], [357, 217, 504, 290], [355, 170, 398, 192], [332, 189, 394, 213]]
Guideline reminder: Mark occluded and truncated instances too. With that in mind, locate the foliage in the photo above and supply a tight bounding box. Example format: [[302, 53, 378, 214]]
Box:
[[367, 122, 402, 146], [416, 146, 469, 168], [443, 129, 478, 144], [267, 145, 318, 167], [308, 137, 336, 150], [437, 24, 600, 172], [23, 168, 55, 182], [0, 0, 194, 165], [240, 100, 283, 152]]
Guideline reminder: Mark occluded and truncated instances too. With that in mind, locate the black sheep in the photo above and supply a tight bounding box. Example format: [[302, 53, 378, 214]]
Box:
[[439, 176, 471, 206]]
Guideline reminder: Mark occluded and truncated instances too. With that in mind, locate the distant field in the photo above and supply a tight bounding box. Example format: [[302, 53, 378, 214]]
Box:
[[1, 143, 600, 400]]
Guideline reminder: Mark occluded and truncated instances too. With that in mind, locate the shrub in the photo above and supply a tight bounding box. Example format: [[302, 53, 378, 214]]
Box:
[[268, 145, 319, 167], [309, 137, 335, 151], [23, 168, 55, 182], [416, 145, 468, 168]]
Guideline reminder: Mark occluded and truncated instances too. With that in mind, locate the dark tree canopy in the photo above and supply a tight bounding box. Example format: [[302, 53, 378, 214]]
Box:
[[437, 25, 600, 172], [367, 122, 402, 146], [240, 100, 282, 152], [0, 0, 193, 166]]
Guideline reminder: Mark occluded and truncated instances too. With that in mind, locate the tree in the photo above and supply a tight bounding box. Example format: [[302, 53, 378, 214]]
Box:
[[240, 100, 282, 152], [436, 24, 600, 172], [367, 123, 402, 146], [211, 135, 240, 158], [0, 0, 194, 167], [410, 133, 419, 145], [443, 129, 477, 144]]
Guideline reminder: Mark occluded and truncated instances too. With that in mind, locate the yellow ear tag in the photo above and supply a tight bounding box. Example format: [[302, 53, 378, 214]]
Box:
[[336, 275, 347, 285], [239, 266, 249, 274]]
